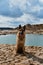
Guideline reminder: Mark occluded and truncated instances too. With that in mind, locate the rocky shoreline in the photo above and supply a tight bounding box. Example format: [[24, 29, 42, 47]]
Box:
[[0, 24, 43, 35], [0, 29, 43, 35], [0, 44, 43, 65]]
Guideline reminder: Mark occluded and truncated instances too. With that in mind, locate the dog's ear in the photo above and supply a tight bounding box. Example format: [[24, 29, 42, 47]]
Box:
[[19, 25, 21, 29], [23, 25, 26, 31]]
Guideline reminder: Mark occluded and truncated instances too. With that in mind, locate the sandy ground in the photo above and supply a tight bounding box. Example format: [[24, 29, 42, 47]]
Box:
[[0, 44, 43, 65]]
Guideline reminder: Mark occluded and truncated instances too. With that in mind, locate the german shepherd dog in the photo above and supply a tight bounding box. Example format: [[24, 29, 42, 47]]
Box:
[[16, 25, 26, 54]]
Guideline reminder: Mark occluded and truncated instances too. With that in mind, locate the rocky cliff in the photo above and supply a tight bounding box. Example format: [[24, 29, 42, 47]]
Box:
[[26, 24, 43, 30]]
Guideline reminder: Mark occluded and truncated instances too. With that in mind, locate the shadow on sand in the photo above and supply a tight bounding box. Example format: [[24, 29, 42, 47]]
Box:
[[22, 51, 43, 63]]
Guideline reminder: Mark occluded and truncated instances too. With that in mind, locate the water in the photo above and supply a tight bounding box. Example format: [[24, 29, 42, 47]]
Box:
[[0, 34, 43, 46]]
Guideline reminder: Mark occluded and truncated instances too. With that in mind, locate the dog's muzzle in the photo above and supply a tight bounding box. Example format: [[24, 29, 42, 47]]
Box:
[[20, 31, 23, 35], [19, 32, 24, 39]]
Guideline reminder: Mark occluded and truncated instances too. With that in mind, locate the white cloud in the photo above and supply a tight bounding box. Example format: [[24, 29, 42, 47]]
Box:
[[0, 0, 43, 28], [0, 13, 43, 28], [0, 0, 43, 18], [9, 0, 26, 8], [0, 15, 14, 22], [0, 15, 14, 27], [39, 0, 43, 3], [9, 0, 27, 14]]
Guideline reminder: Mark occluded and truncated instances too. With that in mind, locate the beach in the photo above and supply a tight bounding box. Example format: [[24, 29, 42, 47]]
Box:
[[0, 44, 43, 65]]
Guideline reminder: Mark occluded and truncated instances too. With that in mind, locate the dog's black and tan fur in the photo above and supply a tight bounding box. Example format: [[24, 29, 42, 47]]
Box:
[[16, 25, 26, 54]]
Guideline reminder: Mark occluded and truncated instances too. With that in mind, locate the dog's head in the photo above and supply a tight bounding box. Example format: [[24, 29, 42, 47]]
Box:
[[18, 25, 26, 34]]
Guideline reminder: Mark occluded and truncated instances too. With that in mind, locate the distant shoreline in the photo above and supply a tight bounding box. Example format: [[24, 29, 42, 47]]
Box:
[[0, 24, 43, 35], [0, 29, 43, 35]]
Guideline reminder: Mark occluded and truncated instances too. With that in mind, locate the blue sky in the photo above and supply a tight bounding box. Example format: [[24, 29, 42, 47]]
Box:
[[0, 0, 43, 28]]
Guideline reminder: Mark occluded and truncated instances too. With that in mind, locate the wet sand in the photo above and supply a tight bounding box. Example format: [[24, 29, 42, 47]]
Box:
[[0, 44, 43, 65]]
